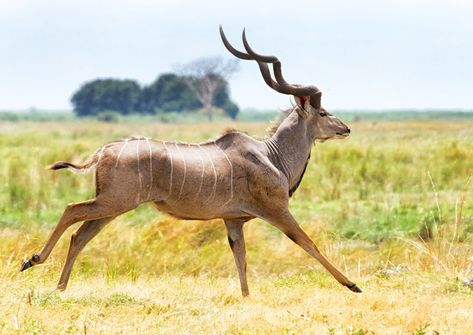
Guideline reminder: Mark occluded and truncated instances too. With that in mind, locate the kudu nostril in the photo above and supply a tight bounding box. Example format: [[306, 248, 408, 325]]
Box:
[[347, 128, 351, 133]]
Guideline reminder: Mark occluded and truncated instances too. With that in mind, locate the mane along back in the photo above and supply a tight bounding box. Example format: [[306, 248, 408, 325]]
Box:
[[266, 108, 293, 137]]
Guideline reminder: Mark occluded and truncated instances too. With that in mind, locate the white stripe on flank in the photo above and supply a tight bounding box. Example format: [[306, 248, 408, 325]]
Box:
[[97, 145, 106, 164], [175, 142, 186, 200], [145, 138, 153, 200], [136, 139, 142, 198], [196, 144, 205, 197], [202, 144, 217, 203], [216, 144, 234, 206], [115, 139, 129, 167], [162, 141, 173, 197]]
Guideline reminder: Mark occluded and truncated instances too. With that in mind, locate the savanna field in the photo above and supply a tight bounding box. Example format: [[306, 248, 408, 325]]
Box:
[[1, 118, 473, 334]]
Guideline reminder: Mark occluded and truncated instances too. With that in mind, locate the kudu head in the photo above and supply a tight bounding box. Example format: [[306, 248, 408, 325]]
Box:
[[219, 26, 350, 141]]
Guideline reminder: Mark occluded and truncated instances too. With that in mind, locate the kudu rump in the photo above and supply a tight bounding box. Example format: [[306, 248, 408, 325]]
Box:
[[21, 26, 361, 296]]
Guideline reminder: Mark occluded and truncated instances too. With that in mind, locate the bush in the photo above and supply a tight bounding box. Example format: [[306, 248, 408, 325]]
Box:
[[0, 112, 20, 122], [97, 110, 120, 123]]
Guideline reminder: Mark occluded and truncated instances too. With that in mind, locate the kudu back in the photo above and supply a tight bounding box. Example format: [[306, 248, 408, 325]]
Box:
[[21, 26, 360, 296]]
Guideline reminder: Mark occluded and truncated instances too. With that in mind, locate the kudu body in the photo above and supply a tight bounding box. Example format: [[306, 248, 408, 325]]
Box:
[[21, 27, 361, 296]]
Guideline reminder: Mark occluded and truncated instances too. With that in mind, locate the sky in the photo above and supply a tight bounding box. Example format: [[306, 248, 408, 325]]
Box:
[[1, 0, 472, 110]]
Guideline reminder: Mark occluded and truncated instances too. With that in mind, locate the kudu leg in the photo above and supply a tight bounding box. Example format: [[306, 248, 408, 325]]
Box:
[[57, 217, 114, 291], [263, 211, 362, 293], [21, 198, 123, 272], [224, 219, 249, 297]]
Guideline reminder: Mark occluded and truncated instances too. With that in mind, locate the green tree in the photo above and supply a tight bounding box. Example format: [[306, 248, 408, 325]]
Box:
[[139, 73, 200, 113], [140, 73, 239, 118], [213, 81, 239, 119], [71, 71, 239, 119], [71, 79, 141, 116]]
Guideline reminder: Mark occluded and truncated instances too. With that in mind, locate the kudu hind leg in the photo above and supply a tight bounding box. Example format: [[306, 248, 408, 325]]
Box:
[[21, 198, 119, 271], [224, 219, 249, 297], [264, 211, 361, 293], [57, 217, 114, 291]]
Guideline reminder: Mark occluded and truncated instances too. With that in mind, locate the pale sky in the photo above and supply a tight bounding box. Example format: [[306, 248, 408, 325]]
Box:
[[1, 0, 472, 110]]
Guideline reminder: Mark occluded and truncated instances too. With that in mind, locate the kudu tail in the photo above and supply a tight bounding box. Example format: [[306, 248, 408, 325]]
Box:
[[47, 146, 105, 174]]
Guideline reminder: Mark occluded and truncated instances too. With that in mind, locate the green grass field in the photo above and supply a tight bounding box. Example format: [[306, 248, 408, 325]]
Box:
[[1, 118, 473, 334]]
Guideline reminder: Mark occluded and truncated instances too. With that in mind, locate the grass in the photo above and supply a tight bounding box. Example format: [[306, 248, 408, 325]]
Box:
[[2, 275, 473, 334], [0, 118, 473, 334]]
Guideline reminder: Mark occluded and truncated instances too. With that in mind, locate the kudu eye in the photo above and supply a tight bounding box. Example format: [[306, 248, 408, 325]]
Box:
[[319, 112, 327, 117]]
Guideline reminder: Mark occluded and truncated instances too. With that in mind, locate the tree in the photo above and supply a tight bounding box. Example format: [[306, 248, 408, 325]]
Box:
[[71, 79, 141, 117], [139, 73, 200, 113], [213, 81, 239, 119], [178, 57, 239, 121], [71, 67, 240, 119], [140, 73, 239, 118]]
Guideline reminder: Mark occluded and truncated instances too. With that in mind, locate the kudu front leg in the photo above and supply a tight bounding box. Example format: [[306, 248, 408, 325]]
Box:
[[224, 219, 249, 297], [263, 210, 362, 293], [57, 217, 114, 291]]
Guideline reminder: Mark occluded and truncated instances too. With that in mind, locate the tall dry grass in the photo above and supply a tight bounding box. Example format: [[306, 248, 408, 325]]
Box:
[[0, 119, 472, 334]]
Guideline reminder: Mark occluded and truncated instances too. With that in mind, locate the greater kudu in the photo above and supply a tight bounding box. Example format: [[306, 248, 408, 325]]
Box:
[[21, 26, 361, 296]]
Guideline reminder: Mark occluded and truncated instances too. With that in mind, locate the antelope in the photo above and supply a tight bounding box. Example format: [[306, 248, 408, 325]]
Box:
[[21, 26, 361, 296]]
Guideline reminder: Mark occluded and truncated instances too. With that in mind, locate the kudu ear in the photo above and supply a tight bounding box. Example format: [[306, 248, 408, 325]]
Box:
[[309, 92, 322, 110], [293, 96, 310, 118]]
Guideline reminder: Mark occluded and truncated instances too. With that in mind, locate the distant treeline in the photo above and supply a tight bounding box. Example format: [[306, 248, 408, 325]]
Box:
[[335, 110, 473, 122], [70, 74, 239, 119], [1, 109, 473, 123]]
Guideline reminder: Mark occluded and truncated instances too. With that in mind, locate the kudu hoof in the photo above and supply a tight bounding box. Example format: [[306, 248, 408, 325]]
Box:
[[20, 260, 33, 272], [346, 283, 362, 293], [56, 283, 67, 292], [20, 255, 40, 272]]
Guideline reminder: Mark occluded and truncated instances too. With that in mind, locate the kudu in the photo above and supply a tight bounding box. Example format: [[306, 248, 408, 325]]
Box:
[[21, 26, 361, 296]]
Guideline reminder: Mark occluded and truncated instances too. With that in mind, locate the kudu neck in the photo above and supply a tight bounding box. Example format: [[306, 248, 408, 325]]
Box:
[[265, 109, 315, 193]]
